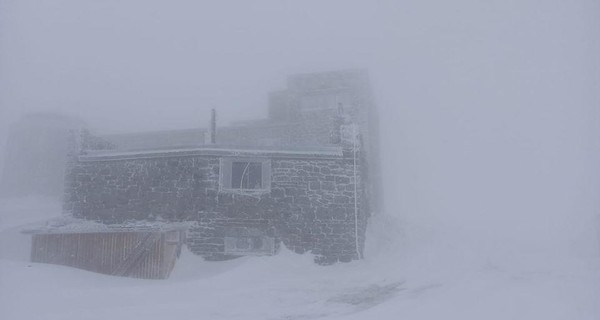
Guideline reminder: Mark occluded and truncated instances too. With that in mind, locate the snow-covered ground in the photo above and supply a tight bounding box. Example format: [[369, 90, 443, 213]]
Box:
[[1, 197, 598, 320]]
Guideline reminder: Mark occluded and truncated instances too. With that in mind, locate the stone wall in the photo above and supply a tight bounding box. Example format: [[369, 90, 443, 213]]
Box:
[[64, 151, 367, 263]]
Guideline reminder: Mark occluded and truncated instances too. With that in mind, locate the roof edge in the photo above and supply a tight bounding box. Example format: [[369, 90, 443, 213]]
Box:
[[79, 145, 344, 162]]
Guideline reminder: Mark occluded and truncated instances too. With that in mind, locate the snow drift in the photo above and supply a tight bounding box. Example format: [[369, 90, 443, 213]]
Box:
[[1, 197, 598, 320]]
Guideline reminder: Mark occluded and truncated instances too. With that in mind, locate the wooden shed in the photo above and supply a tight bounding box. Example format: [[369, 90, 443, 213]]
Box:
[[23, 220, 189, 279]]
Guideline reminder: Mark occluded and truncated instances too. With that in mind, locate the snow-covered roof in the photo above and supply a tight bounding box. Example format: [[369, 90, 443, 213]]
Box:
[[79, 144, 344, 162], [21, 217, 193, 234]]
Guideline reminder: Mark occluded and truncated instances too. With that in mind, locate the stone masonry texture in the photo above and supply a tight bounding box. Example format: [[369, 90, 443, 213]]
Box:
[[64, 152, 368, 264]]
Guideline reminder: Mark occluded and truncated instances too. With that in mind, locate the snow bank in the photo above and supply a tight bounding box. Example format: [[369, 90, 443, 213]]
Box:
[[0, 196, 61, 262], [347, 214, 600, 320], [1, 197, 598, 320]]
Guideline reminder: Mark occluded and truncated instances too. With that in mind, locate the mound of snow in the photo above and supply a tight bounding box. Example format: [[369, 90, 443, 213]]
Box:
[[1, 198, 598, 320]]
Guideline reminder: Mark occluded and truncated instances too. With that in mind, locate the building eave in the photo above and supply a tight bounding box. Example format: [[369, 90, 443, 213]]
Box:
[[79, 145, 344, 162]]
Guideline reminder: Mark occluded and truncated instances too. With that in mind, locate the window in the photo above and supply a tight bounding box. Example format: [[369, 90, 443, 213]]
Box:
[[224, 236, 275, 255], [220, 158, 271, 192], [232, 161, 262, 189]]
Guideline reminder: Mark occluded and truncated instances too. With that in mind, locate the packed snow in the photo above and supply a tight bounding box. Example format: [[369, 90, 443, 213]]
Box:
[[1, 196, 598, 320]]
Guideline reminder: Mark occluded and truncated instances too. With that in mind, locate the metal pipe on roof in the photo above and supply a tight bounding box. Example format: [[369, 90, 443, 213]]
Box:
[[210, 108, 217, 144]]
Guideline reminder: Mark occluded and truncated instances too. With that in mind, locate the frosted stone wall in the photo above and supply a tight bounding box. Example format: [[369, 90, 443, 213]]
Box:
[[64, 151, 367, 263]]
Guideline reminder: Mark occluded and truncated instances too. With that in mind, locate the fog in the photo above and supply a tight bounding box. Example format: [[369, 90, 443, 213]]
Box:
[[1, 0, 599, 294]]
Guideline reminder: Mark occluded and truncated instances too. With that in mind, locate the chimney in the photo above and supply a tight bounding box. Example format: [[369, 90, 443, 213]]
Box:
[[209, 108, 216, 144]]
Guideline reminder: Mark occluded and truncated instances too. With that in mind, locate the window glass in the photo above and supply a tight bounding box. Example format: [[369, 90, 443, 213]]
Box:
[[231, 161, 263, 189]]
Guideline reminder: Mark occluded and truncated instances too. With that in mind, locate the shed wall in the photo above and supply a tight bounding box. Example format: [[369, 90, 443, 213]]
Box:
[[31, 231, 183, 279]]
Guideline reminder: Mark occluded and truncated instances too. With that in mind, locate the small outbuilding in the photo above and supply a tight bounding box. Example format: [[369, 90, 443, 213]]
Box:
[[23, 219, 188, 279]]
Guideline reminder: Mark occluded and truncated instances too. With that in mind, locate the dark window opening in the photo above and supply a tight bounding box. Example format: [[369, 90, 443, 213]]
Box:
[[231, 161, 263, 189], [234, 237, 263, 250]]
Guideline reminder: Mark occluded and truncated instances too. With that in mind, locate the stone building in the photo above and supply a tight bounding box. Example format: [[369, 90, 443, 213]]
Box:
[[64, 69, 381, 263]]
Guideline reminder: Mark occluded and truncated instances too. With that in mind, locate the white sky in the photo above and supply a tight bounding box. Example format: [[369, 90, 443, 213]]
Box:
[[1, 0, 599, 256]]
